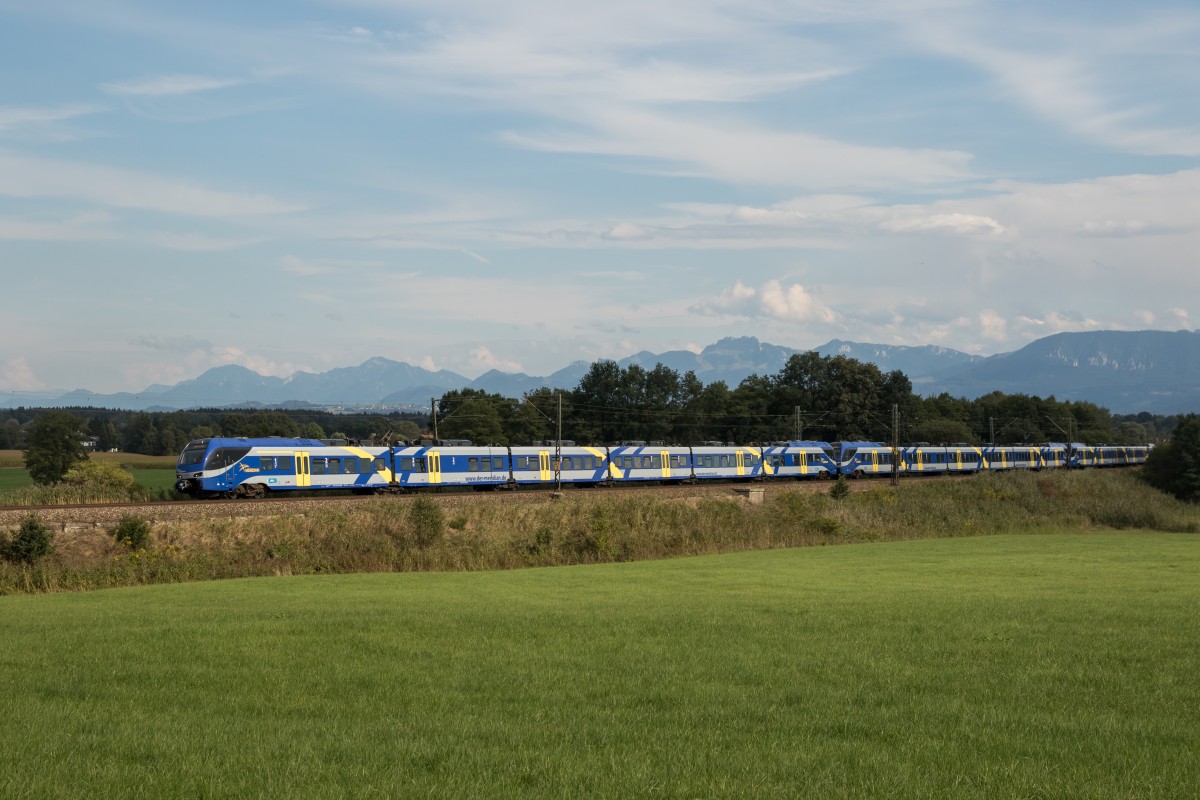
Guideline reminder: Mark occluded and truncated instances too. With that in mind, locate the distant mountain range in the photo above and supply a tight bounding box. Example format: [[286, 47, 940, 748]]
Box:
[[48, 330, 1200, 415]]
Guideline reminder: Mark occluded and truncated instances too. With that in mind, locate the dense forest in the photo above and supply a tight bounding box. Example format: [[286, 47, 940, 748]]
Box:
[[0, 353, 1179, 455]]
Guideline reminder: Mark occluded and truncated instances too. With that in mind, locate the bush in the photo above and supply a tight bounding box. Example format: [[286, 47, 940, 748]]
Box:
[[3, 516, 54, 564], [114, 515, 152, 550], [408, 496, 445, 548], [829, 476, 850, 500], [63, 460, 138, 493]]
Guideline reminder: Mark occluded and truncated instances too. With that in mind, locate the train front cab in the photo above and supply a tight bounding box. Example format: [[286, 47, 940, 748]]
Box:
[[835, 442, 896, 478], [763, 442, 837, 479]]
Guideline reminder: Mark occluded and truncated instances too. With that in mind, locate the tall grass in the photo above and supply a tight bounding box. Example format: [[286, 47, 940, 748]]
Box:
[[2, 469, 1195, 595]]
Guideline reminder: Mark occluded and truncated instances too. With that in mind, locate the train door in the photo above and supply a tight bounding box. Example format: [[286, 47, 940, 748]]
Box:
[[296, 451, 310, 487], [428, 452, 442, 484], [735, 450, 745, 477], [661, 450, 672, 479], [539, 451, 551, 482], [799, 451, 808, 476]]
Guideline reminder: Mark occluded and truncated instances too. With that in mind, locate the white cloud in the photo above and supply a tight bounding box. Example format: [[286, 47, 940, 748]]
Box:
[[881, 213, 1007, 236], [1168, 308, 1192, 329], [0, 357, 44, 391], [201, 346, 307, 379], [604, 222, 651, 240], [467, 346, 523, 374], [0, 103, 101, 131], [1081, 219, 1149, 236], [0, 151, 306, 217], [101, 74, 244, 96], [978, 310, 1008, 342], [280, 255, 334, 276], [909, 8, 1200, 156], [694, 279, 837, 324], [759, 280, 839, 324]]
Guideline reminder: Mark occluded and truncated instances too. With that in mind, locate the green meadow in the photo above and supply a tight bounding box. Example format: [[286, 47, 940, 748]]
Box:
[[2, 532, 1196, 799]]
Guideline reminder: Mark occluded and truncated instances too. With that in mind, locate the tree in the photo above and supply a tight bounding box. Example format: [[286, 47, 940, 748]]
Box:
[[23, 411, 88, 484], [1142, 414, 1200, 502]]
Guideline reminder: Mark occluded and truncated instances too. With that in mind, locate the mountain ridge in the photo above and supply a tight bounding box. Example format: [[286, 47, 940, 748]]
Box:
[[45, 329, 1200, 414]]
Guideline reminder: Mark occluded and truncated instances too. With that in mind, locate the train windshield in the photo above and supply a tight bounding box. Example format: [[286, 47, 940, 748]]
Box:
[[205, 448, 251, 471], [177, 440, 211, 469]]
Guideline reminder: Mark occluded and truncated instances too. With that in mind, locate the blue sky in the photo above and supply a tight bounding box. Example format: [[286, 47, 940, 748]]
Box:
[[2, 0, 1198, 398]]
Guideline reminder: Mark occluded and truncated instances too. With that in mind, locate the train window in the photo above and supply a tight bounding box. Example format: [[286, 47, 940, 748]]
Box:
[[311, 459, 327, 475], [622, 457, 633, 470], [205, 447, 250, 471], [373, 458, 387, 472], [343, 458, 358, 474], [400, 457, 413, 471], [413, 458, 426, 473], [493, 457, 505, 470], [468, 458, 480, 472]]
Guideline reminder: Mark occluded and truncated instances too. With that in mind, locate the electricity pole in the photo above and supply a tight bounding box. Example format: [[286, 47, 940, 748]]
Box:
[[431, 397, 439, 444], [891, 403, 900, 486], [555, 392, 562, 492]]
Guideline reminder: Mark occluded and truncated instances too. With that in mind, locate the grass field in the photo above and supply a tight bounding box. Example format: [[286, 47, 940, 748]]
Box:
[[1, 532, 1196, 799], [0, 467, 31, 492], [0, 457, 177, 501]]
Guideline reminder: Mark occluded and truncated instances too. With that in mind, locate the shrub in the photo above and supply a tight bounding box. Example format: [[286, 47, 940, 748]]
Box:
[[829, 476, 850, 500], [408, 496, 445, 548], [113, 515, 152, 550], [3, 516, 54, 564], [63, 460, 138, 493]]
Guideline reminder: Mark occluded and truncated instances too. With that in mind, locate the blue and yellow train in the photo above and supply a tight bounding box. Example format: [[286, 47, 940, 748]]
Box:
[[174, 437, 1148, 498]]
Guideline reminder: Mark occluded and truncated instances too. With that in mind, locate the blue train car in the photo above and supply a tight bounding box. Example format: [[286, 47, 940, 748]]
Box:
[[387, 444, 511, 489], [982, 445, 1048, 470], [835, 441, 898, 477], [761, 441, 838, 479], [175, 437, 392, 497], [509, 445, 610, 486], [902, 445, 986, 475]]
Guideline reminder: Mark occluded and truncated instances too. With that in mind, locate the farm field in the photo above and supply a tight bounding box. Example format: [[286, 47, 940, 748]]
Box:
[[1, 532, 1196, 799], [0, 450, 177, 500]]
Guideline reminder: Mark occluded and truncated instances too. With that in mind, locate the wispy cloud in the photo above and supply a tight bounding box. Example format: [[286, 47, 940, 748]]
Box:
[[101, 73, 244, 96], [0, 151, 307, 217], [0, 103, 102, 131]]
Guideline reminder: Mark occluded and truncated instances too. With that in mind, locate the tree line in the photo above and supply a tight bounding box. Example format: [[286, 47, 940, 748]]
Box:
[[0, 353, 1183, 460], [433, 354, 1169, 447]]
